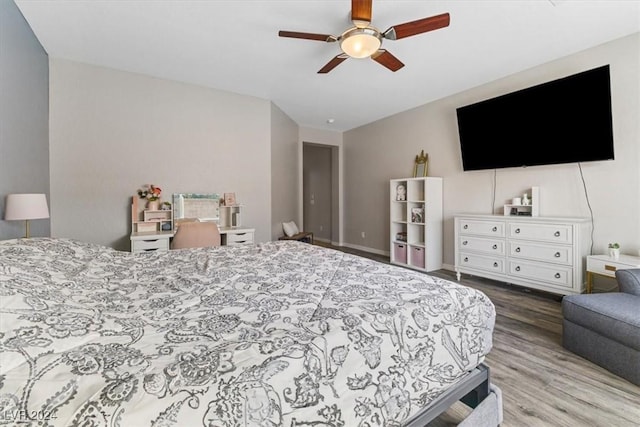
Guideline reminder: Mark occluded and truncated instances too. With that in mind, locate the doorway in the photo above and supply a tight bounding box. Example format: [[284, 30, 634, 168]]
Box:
[[302, 142, 339, 244]]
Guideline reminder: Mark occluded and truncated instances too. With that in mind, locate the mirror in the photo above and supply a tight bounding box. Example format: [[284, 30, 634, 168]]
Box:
[[173, 193, 220, 223], [413, 150, 428, 177]]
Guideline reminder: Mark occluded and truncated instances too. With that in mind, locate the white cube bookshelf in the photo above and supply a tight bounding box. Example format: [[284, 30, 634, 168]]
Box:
[[390, 177, 443, 272]]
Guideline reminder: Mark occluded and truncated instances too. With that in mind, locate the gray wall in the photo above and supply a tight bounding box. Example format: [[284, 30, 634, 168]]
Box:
[[270, 102, 299, 239], [0, 0, 50, 239], [49, 59, 277, 250], [344, 32, 640, 268]]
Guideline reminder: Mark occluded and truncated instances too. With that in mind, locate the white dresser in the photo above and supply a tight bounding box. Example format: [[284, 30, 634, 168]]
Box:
[[454, 214, 590, 295]]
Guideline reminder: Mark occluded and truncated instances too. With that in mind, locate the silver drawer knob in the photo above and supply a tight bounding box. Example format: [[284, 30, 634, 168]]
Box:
[[463, 224, 469, 229], [554, 231, 561, 237], [463, 240, 468, 245], [555, 273, 561, 279], [555, 252, 561, 258], [515, 266, 520, 271], [493, 262, 498, 268], [492, 226, 497, 232], [515, 228, 521, 234], [492, 244, 497, 250], [515, 247, 521, 253], [464, 257, 469, 262]]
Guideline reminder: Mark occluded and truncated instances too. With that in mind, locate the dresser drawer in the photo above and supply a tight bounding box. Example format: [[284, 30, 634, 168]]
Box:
[[459, 236, 505, 256], [508, 259, 573, 289], [508, 241, 573, 265], [225, 231, 254, 245], [508, 222, 572, 244], [458, 252, 505, 274], [458, 219, 505, 237], [132, 238, 169, 252]]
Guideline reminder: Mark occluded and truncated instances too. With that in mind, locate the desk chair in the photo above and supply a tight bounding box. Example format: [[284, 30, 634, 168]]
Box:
[[171, 221, 221, 249]]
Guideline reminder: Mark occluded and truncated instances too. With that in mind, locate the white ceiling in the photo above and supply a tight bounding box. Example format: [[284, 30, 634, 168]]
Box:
[[14, 0, 640, 132]]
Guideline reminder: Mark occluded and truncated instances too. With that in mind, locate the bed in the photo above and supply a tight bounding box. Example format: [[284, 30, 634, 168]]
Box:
[[0, 238, 501, 426]]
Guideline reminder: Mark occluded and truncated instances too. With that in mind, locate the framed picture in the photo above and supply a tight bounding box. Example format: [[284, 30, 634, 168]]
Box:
[[411, 207, 424, 223], [413, 150, 428, 177], [396, 184, 406, 201], [224, 192, 237, 206]]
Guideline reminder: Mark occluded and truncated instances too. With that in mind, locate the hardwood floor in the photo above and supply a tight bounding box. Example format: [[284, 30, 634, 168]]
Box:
[[318, 243, 640, 427]]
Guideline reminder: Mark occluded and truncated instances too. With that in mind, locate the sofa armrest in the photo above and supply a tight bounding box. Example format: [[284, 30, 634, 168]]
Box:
[[615, 268, 640, 296]]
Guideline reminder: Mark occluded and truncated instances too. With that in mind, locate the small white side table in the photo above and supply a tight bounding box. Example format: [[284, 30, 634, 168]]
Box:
[[585, 254, 640, 293]]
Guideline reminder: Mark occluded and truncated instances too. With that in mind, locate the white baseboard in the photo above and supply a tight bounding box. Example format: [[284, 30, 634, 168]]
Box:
[[340, 242, 390, 257], [442, 263, 456, 272]]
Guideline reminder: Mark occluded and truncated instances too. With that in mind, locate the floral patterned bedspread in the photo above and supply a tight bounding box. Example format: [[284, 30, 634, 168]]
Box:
[[0, 238, 495, 426]]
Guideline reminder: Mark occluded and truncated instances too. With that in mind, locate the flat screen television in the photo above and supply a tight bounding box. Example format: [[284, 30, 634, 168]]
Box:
[[456, 65, 614, 171]]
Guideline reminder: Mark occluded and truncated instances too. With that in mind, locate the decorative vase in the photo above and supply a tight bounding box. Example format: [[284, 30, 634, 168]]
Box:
[[609, 248, 620, 259], [147, 200, 160, 211]]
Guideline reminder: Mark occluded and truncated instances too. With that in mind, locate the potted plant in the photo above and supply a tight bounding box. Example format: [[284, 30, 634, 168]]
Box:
[[608, 243, 620, 259]]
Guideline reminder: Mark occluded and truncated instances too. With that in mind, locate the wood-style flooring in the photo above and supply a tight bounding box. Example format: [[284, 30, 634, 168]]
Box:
[[318, 242, 640, 427]]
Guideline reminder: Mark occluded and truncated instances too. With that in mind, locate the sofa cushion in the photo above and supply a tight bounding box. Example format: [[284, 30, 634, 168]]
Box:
[[562, 293, 640, 351], [616, 269, 640, 296]]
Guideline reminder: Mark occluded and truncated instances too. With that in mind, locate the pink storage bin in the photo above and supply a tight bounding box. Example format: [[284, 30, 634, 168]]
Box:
[[410, 246, 425, 269], [394, 243, 407, 264]]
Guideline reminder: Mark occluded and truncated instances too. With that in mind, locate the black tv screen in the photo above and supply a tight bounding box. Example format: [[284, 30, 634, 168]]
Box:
[[456, 65, 615, 171]]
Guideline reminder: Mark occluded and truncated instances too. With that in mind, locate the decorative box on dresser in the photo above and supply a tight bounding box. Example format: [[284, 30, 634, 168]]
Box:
[[454, 214, 591, 295], [390, 177, 443, 272]]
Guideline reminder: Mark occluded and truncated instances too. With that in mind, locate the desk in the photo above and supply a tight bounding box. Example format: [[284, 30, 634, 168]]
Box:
[[585, 254, 640, 293], [130, 226, 255, 252]]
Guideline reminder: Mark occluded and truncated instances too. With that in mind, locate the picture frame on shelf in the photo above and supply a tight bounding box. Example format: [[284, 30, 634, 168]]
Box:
[[224, 192, 237, 206], [413, 150, 428, 178], [396, 184, 406, 201], [411, 207, 424, 223]]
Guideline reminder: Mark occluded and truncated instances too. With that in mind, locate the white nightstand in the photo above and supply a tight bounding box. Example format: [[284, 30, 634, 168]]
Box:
[[586, 254, 640, 293]]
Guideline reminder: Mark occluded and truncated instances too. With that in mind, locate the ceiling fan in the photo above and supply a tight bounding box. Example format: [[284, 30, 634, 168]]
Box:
[[278, 0, 450, 74]]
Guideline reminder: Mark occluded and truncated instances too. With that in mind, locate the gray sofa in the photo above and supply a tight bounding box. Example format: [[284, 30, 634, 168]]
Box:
[[562, 268, 640, 386]]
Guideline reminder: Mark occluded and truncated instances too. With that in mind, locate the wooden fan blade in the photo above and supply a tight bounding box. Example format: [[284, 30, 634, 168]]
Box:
[[351, 0, 372, 27], [371, 50, 405, 72], [279, 31, 336, 42], [318, 55, 348, 74], [383, 13, 450, 40]]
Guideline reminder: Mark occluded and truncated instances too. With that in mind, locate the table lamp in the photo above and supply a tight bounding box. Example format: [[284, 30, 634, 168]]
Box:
[[4, 193, 50, 238]]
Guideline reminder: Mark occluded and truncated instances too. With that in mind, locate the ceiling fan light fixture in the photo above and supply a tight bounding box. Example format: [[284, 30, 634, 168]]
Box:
[[340, 27, 381, 58]]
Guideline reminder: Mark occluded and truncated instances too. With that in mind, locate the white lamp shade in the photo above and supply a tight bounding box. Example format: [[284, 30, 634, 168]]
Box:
[[4, 193, 50, 220]]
